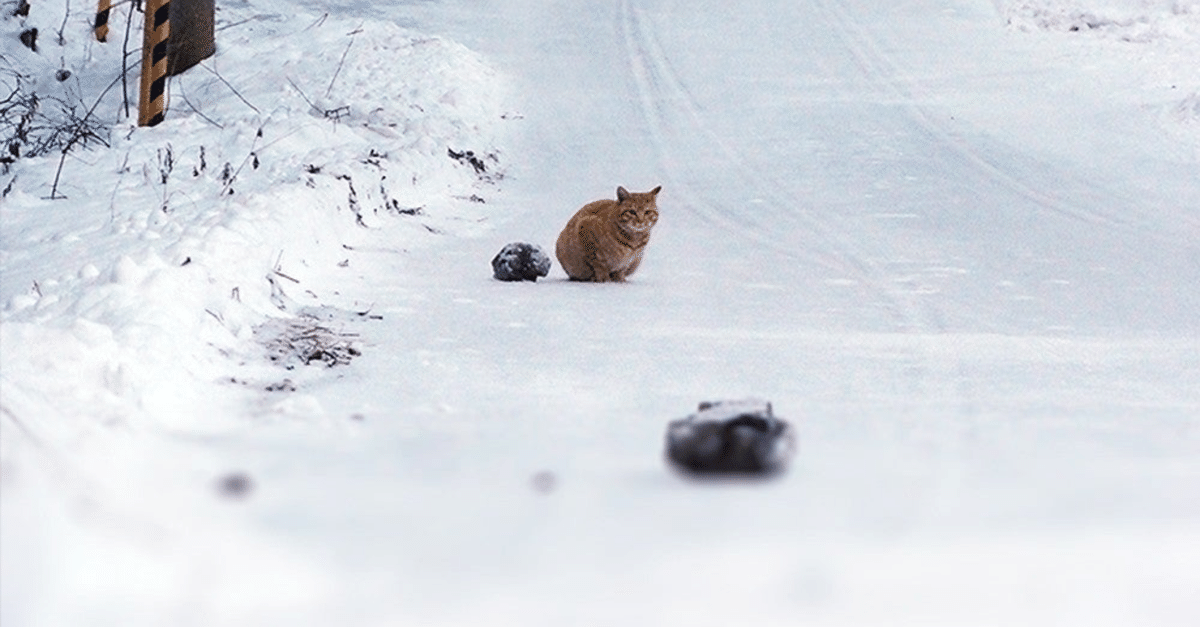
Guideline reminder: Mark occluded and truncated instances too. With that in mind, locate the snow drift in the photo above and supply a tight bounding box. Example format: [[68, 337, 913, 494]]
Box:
[[2, 4, 509, 430], [3, 5, 509, 623]]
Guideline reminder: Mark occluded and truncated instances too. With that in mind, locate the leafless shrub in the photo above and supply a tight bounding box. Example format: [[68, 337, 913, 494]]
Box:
[[1, 69, 112, 182]]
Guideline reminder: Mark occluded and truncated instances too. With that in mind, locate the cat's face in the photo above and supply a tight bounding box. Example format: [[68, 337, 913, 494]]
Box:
[[616, 186, 661, 235]]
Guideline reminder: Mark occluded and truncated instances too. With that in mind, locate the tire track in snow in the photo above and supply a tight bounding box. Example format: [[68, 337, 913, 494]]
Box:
[[810, 0, 1200, 336], [803, 0, 1118, 408], [812, 0, 1151, 236], [619, 0, 922, 331], [619, 0, 957, 408]]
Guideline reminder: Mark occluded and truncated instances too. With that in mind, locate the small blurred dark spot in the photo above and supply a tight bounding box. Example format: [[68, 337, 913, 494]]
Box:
[[55, 69, 71, 82], [218, 472, 253, 499], [530, 470, 556, 494], [350, 413, 365, 421]]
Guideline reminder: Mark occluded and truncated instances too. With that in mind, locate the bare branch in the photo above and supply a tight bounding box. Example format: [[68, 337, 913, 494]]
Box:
[[199, 61, 260, 114], [325, 27, 362, 99]]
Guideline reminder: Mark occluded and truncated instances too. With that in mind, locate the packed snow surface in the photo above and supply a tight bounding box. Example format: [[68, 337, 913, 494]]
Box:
[[3, 0, 1199, 625]]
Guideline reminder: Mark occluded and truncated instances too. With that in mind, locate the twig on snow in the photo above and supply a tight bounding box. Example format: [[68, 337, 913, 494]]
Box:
[[1, 404, 45, 449], [273, 269, 300, 284], [325, 27, 362, 99], [56, 0, 71, 46], [271, 251, 299, 283], [120, 0, 137, 119], [287, 77, 349, 121], [177, 77, 223, 128], [218, 126, 262, 196], [199, 61, 260, 114], [47, 72, 125, 199]]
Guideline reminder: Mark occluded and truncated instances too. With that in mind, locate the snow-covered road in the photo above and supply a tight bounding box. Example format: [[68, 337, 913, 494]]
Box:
[[4, 0, 1199, 625], [430, 0, 1200, 333], [266, 0, 1200, 623]]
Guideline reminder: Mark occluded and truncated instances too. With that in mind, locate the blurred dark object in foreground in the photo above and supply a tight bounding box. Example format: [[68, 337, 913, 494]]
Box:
[[665, 399, 795, 476], [217, 472, 254, 500]]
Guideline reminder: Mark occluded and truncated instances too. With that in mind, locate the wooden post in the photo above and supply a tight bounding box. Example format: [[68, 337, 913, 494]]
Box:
[[167, 0, 215, 76], [94, 0, 111, 42], [138, 0, 171, 127]]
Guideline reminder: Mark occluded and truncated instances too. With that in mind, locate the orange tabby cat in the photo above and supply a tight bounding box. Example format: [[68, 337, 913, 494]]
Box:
[[556, 186, 662, 282]]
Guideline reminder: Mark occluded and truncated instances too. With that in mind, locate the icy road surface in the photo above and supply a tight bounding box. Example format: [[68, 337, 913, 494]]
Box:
[[4, 0, 1200, 625]]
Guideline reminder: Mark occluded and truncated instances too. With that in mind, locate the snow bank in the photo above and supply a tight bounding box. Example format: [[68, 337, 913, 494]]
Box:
[[997, 0, 1200, 152], [3, 4, 508, 617], [2, 0, 508, 425], [2, 2, 508, 619], [1000, 0, 1200, 40]]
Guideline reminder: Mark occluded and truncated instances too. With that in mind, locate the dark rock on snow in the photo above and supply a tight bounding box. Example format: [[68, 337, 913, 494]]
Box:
[[665, 399, 796, 476], [492, 242, 551, 282]]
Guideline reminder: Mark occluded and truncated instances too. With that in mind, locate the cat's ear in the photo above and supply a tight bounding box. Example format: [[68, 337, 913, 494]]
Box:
[[617, 186, 630, 202], [650, 185, 662, 196]]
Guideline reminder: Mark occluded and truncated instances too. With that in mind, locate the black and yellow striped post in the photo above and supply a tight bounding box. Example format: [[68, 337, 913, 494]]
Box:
[[94, 0, 111, 42], [138, 0, 171, 127]]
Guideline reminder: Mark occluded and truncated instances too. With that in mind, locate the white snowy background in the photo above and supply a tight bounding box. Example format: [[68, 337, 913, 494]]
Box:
[[2, 0, 1198, 625]]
